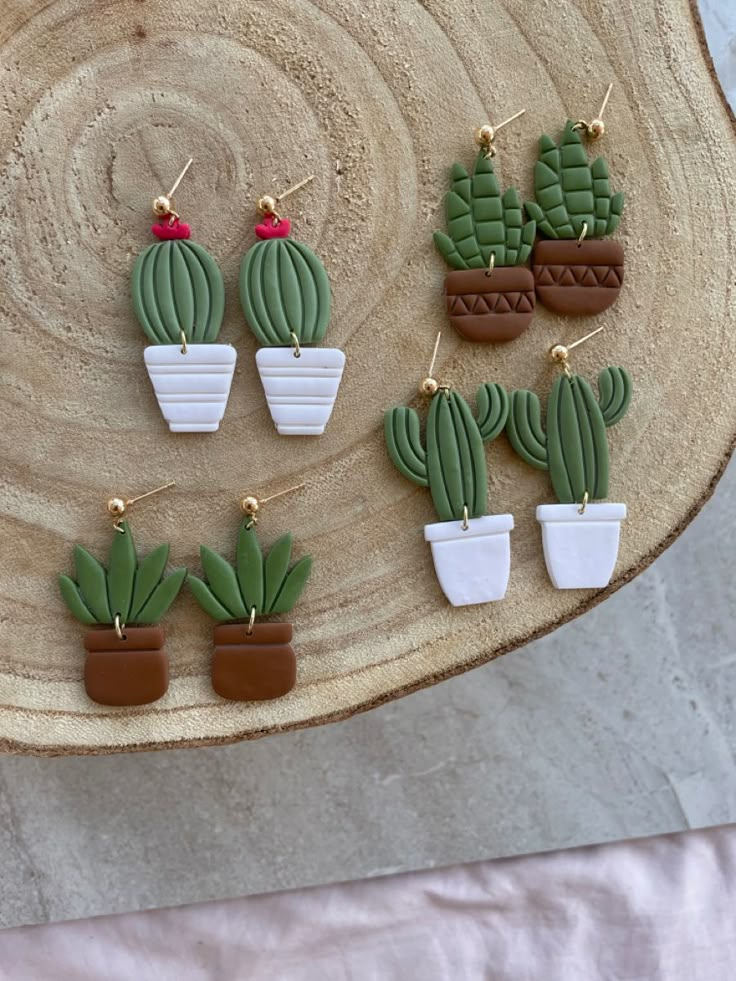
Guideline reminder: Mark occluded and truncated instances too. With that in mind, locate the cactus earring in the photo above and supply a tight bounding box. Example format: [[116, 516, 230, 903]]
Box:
[[434, 111, 537, 342], [132, 159, 237, 433], [506, 326, 632, 589], [58, 482, 187, 706], [239, 177, 346, 436], [384, 334, 513, 607], [525, 85, 625, 316], [188, 485, 313, 701]]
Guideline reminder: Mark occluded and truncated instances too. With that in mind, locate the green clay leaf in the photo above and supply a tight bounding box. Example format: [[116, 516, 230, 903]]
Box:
[[135, 568, 187, 625], [268, 556, 313, 615], [188, 576, 234, 622], [598, 366, 632, 427], [59, 575, 98, 625], [476, 383, 509, 442], [130, 544, 170, 622], [433, 231, 468, 270], [450, 162, 471, 203], [107, 521, 136, 623], [507, 391, 549, 471], [264, 534, 294, 612], [237, 522, 264, 615], [385, 407, 429, 487], [199, 546, 247, 619], [74, 545, 111, 623]]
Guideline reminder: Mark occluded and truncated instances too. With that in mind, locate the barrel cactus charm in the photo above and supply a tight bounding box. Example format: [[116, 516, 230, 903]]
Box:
[[506, 364, 632, 588], [132, 172, 236, 433], [385, 378, 513, 606], [434, 149, 536, 342], [525, 121, 625, 315], [239, 194, 345, 436]]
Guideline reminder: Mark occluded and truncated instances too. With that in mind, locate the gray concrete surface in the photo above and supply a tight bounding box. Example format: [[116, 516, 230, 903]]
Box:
[[0, 1, 734, 929]]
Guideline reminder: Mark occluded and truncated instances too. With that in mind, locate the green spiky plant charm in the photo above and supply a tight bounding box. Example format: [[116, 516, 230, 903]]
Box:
[[188, 489, 313, 701], [239, 180, 345, 436], [524, 91, 625, 315], [384, 334, 513, 606], [506, 336, 632, 589], [434, 122, 537, 342], [58, 484, 186, 706], [131, 160, 236, 433]]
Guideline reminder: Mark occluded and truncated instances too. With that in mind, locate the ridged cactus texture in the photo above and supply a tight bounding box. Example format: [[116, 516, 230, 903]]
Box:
[[524, 122, 624, 239], [433, 152, 536, 270], [385, 385, 509, 522], [240, 239, 331, 346], [132, 240, 225, 344], [506, 368, 632, 503]]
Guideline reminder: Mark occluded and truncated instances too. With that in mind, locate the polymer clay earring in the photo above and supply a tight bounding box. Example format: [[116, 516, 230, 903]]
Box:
[[433, 111, 536, 342], [505, 327, 632, 589], [384, 334, 513, 607], [239, 177, 346, 435], [58, 482, 186, 706], [524, 85, 625, 315], [132, 159, 237, 432], [188, 485, 313, 700]]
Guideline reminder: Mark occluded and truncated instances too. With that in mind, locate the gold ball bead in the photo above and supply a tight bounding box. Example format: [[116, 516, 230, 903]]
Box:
[[153, 195, 171, 216], [549, 344, 569, 364], [420, 377, 439, 397], [107, 497, 126, 517], [258, 194, 277, 215], [240, 496, 260, 516], [474, 124, 495, 146], [588, 119, 605, 140]]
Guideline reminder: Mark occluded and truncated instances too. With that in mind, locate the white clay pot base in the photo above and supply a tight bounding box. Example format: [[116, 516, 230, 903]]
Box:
[[536, 503, 627, 589], [144, 344, 237, 433], [256, 347, 346, 436], [424, 514, 514, 607]]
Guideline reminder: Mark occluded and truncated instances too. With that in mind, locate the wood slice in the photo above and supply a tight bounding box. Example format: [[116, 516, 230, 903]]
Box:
[[0, 0, 733, 754]]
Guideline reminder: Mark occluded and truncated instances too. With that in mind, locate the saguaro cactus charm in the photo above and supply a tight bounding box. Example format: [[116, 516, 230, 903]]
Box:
[[385, 371, 513, 607], [506, 365, 632, 588]]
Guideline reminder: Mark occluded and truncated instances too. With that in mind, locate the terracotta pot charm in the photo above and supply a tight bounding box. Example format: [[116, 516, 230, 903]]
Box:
[[434, 112, 536, 342], [239, 177, 345, 436], [384, 333, 514, 607], [505, 328, 633, 589], [525, 86, 626, 316], [58, 484, 186, 706], [188, 486, 313, 701]]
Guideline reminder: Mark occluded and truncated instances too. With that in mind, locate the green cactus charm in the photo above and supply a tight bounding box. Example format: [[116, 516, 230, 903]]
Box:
[[506, 364, 633, 589], [239, 203, 346, 437], [385, 382, 514, 606], [131, 192, 236, 434], [434, 150, 536, 342], [525, 121, 625, 316]]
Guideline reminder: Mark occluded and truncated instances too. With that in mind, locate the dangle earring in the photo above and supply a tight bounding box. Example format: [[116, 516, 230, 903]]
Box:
[[131, 159, 237, 433], [58, 482, 186, 706], [239, 177, 346, 435], [505, 326, 632, 589], [525, 84, 626, 315], [433, 110, 536, 342], [384, 333, 513, 607], [188, 484, 313, 700]]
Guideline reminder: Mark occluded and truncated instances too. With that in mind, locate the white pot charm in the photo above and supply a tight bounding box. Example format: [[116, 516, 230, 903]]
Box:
[[131, 173, 235, 434], [384, 341, 512, 607], [239, 201, 345, 437], [506, 355, 633, 589]]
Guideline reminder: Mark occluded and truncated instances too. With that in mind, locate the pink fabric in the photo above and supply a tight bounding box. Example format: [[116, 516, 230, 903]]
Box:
[[2, 826, 735, 980]]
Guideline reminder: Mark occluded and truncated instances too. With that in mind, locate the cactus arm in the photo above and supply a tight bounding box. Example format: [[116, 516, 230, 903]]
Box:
[[476, 383, 509, 443], [384, 408, 429, 487], [597, 367, 632, 427], [507, 390, 549, 471], [433, 231, 469, 271]]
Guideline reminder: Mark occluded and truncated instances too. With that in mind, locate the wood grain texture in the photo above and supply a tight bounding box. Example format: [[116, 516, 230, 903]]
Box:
[[0, 0, 734, 754]]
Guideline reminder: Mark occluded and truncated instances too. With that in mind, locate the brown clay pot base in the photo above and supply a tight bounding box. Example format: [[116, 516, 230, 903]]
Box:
[[445, 267, 535, 342], [533, 239, 624, 315], [84, 626, 168, 706], [212, 622, 296, 701]]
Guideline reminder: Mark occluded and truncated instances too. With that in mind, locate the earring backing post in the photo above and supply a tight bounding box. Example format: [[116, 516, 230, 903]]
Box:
[[276, 175, 315, 203], [260, 482, 306, 504], [127, 481, 176, 506], [597, 82, 614, 122], [168, 158, 193, 199], [494, 108, 526, 133]]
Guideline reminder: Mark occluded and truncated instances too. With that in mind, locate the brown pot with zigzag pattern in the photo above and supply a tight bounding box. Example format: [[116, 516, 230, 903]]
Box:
[[532, 240, 624, 316], [444, 267, 535, 342]]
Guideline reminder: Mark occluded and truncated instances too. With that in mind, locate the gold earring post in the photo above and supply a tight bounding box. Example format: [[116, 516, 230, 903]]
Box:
[[240, 483, 306, 526], [168, 158, 193, 198], [419, 332, 443, 396], [107, 481, 176, 531], [475, 109, 525, 157], [549, 324, 605, 375], [574, 83, 613, 140], [153, 158, 193, 220]]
